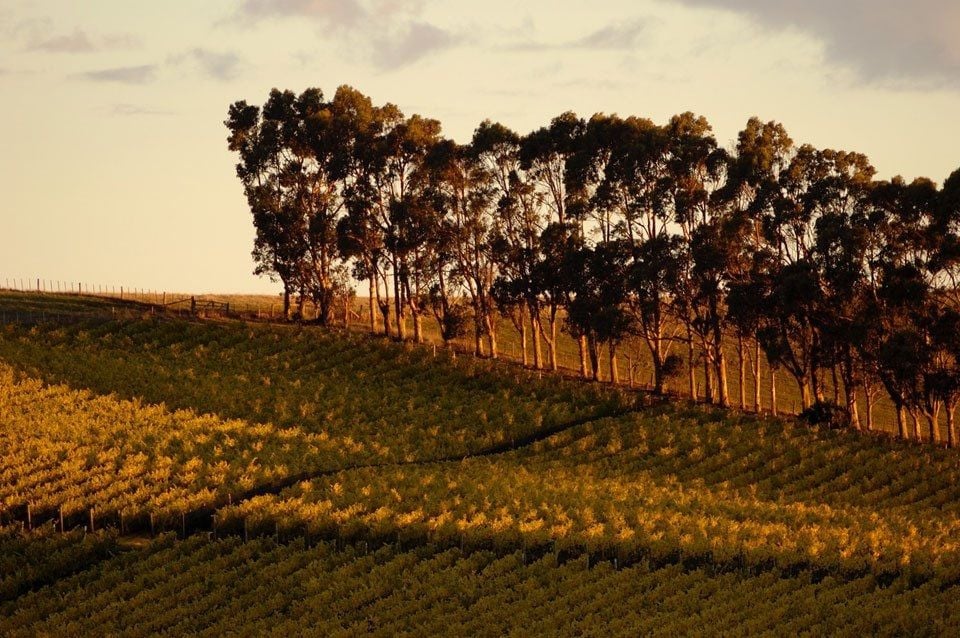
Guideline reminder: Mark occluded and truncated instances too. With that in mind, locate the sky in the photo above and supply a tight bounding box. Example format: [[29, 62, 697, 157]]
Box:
[[1, 1, 959, 294]]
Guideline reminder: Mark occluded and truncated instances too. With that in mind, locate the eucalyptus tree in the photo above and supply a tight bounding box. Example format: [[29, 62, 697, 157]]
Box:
[[372, 112, 443, 342], [226, 88, 349, 323], [567, 113, 678, 388], [724, 118, 794, 412], [658, 112, 731, 406], [425, 137, 498, 356], [326, 86, 393, 334], [519, 112, 585, 369], [566, 240, 635, 382], [807, 149, 877, 429], [474, 120, 534, 364]]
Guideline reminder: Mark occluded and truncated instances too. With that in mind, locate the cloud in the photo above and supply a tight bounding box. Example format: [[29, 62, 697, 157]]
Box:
[[76, 64, 157, 84], [668, 0, 960, 89], [108, 103, 174, 117], [573, 21, 647, 50], [224, 0, 458, 71], [25, 27, 140, 53], [371, 22, 456, 70], [174, 48, 242, 81], [229, 0, 365, 27], [506, 19, 650, 52], [29, 28, 96, 53]]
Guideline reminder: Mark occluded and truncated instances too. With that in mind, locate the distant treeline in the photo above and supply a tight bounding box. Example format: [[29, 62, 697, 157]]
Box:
[[226, 86, 960, 445]]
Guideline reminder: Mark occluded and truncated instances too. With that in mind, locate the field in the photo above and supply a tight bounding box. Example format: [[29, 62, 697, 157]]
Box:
[[2, 290, 959, 635]]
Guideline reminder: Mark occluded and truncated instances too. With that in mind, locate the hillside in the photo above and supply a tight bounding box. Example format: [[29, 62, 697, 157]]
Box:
[[1, 291, 958, 635]]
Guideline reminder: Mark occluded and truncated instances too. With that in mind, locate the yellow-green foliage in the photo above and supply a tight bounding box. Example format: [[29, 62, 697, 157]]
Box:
[[2, 536, 958, 637], [221, 409, 960, 580]]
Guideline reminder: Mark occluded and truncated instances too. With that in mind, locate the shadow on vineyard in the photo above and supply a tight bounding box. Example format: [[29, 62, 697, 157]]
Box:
[[4, 292, 960, 634]]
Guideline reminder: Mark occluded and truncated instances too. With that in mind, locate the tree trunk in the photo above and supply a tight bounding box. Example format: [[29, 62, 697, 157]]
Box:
[[687, 326, 696, 401], [519, 312, 529, 367], [282, 287, 291, 321], [715, 348, 730, 408], [863, 366, 875, 431], [578, 335, 589, 378], [588, 336, 601, 382], [895, 404, 907, 439], [797, 376, 810, 411], [770, 369, 778, 417], [753, 340, 761, 413], [703, 349, 713, 404], [473, 301, 484, 357], [737, 335, 746, 410], [550, 318, 558, 371], [393, 271, 406, 341], [530, 309, 542, 370], [831, 365, 841, 405], [412, 311, 423, 344], [609, 343, 619, 385], [927, 413, 939, 445], [911, 410, 921, 441], [845, 382, 860, 431], [485, 311, 498, 359], [947, 404, 956, 448]]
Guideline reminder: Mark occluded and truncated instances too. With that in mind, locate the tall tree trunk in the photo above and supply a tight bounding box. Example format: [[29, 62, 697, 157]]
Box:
[[752, 339, 761, 412], [911, 410, 921, 441], [393, 269, 405, 341], [519, 312, 529, 367], [895, 404, 907, 439], [710, 301, 729, 407], [687, 326, 696, 401], [485, 311, 498, 359], [702, 349, 713, 404], [282, 287, 291, 321], [368, 276, 377, 333], [737, 335, 746, 410], [831, 365, 841, 405], [770, 368, 778, 417], [715, 348, 730, 408], [844, 382, 860, 431], [544, 312, 558, 371], [412, 311, 423, 344], [473, 300, 484, 357], [609, 343, 619, 385], [588, 336, 601, 382], [797, 376, 811, 411], [578, 335, 589, 378], [947, 404, 957, 448], [530, 309, 543, 370]]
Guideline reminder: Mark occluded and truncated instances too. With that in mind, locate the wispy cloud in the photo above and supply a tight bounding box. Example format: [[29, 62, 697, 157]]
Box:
[[26, 27, 139, 54], [29, 28, 96, 53], [668, 0, 960, 89], [506, 19, 650, 52], [223, 0, 459, 71], [371, 22, 456, 70], [573, 21, 647, 50], [108, 103, 174, 117], [76, 64, 157, 84], [228, 0, 365, 28], [171, 48, 242, 81]]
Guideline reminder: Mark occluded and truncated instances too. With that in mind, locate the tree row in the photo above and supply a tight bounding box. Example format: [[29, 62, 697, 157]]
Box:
[[226, 86, 960, 445]]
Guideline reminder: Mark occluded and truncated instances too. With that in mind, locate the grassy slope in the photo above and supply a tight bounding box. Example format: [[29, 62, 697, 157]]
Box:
[[0, 291, 957, 633]]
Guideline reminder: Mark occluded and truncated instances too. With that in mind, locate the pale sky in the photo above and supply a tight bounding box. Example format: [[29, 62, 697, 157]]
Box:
[[2, 0, 959, 294]]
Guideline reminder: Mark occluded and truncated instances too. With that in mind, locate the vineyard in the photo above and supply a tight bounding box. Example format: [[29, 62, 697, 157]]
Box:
[[2, 292, 960, 634]]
